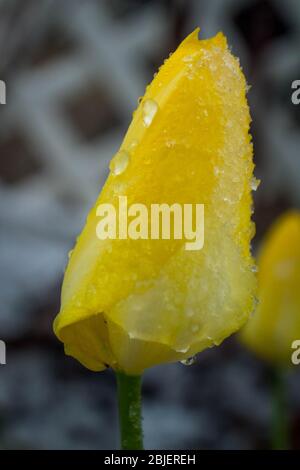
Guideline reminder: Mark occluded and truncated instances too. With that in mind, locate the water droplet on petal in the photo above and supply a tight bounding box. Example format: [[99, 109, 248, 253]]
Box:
[[176, 346, 189, 353], [183, 55, 193, 63], [68, 249, 73, 259], [109, 151, 130, 176], [223, 196, 233, 204], [142, 99, 158, 127], [129, 140, 138, 150], [180, 355, 197, 366], [251, 176, 260, 191]]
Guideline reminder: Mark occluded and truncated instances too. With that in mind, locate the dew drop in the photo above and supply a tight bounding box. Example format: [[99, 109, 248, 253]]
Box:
[[223, 196, 233, 204], [251, 176, 260, 191], [180, 355, 197, 366], [251, 265, 258, 273], [129, 140, 138, 150], [183, 55, 193, 63], [176, 346, 189, 353], [142, 99, 158, 127], [109, 151, 130, 176], [68, 249, 73, 259]]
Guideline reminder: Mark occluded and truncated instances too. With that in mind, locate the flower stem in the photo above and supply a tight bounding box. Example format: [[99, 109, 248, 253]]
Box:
[[116, 371, 144, 450], [270, 367, 289, 449]]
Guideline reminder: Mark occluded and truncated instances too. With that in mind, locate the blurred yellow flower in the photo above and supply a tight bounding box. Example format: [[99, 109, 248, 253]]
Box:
[[241, 211, 300, 365], [53, 29, 256, 375]]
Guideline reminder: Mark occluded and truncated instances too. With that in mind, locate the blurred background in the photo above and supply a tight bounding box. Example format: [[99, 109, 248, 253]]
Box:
[[0, 0, 299, 450]]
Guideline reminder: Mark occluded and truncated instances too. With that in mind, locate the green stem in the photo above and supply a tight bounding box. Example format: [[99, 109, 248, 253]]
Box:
[[116, 371, 144, 450], [270, 367, 289, 450]]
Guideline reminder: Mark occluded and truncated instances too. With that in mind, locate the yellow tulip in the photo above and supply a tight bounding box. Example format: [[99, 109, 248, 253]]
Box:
[[241, 211, 300, 365], [53, 29, 256, 375]]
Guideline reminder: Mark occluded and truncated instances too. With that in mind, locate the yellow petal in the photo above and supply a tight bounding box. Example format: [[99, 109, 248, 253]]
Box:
[[241, 211, 300, 365], [54, 29, 257, 374]]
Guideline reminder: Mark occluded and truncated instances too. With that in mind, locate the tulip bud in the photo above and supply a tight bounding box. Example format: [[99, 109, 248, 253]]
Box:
[[241, 212, 300, 365], [53, 29, 257, 374]]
